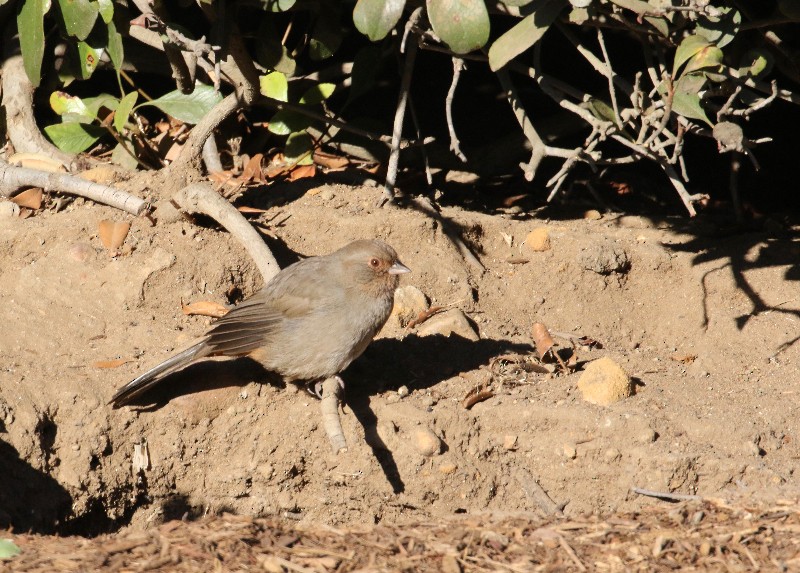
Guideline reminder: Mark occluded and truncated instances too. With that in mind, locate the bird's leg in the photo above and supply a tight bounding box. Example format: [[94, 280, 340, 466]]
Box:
[[307, 375, 345, 399]]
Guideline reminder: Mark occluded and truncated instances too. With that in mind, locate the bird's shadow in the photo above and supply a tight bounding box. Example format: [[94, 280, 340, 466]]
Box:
[[115, 334, 533, 494]]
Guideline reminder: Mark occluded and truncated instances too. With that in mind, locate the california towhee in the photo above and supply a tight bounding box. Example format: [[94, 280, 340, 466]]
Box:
[[110, 240, 410, 406]]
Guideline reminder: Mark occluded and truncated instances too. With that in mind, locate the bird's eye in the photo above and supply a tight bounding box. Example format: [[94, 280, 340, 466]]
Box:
[[369, 258, 381, 268]]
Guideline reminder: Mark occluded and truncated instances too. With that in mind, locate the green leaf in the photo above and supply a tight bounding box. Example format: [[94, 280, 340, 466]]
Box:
[[428, 0, 490, 54], [672, 74, 711, 125], [106, 20, 124, 70], [255, 20, 297, 75], [285, 132, 314, 165], [97, 0, 113, 23], [268, 110, 311, 135], [300, 83, 336, 105], [353, 0, 406, 42], [672, 35, 710, 77], [262, 0, 296, 12], [738, 49, 773, 79], [50, 91, 92, 119], [695, 6, 740, 49], [0, 540, 20, 561], [607, 0, 654, 15], [259, 72, 288, 102], [114, 92, 138, 132], [309, 5, 342, 60], [111, 141, 139, 169], [586, 98, 617, 123], [644, 15, 669, 37], [348, 45, 382, 104], [139, 84, 223, 124], [76, 41, 103, 79], [682, 44, 723, 76], [56, 0, 99, 41], [17, 0, 49, 87], [44, 122, 106, 153], [488, 0, 565, 71], [83, 93, 119, 117]]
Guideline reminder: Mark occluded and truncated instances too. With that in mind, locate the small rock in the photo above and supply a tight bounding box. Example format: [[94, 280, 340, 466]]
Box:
[[638, 428, 658, 443], [68, 242, 96, 263], [417, 309, 479, 341], [397, 385, 410, 398], [563, 443, 577, 459], [391, 285, 429, 327], [319, 188, 335, 201], [412, 428, 442, 457], [522, 227, 551, 253], [0, 201, 20, 218], [439, 462, 458, 475], [578, 240, 630, 274], [502, 435, 518, 450], [604, 447, 622, 462], [577, 357, 632, 405], [584, 209, 602, 220]]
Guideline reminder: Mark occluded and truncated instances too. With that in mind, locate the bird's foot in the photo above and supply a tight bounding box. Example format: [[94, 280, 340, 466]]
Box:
[[307, 375, 345, 399]]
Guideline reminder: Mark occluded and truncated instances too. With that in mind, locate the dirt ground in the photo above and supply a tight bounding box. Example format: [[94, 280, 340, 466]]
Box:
[[1, 182, 799, 565]]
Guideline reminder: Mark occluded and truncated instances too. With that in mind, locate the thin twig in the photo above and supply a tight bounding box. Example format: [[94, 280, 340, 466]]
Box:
[[446, 58, 468, 163], [382, 8, 424, 206], [632, 488, 702, 502], [596, 28, 621, 127]]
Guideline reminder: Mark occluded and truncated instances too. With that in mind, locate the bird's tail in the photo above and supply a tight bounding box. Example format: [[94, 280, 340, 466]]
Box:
[[110, 341, 208, 407]]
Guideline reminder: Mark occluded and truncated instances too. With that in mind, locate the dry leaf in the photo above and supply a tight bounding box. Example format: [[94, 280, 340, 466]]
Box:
[[181, 300, 229, 318], [98, 220, 131, 250], [133, 441, 151, 472], [8, 152, 67, 172], [313, 150, 350, 170], [462, 387, 494, 410], [531, 322, 555, 358], [501, 194, 528, 207], [288, 164, 316, 181], [164, 141, 183, 162], [576, 335, 603, 349], [92, 358, 129, 369], [18, 208, 32, 219], [11, 188, 43, 209], [240, 153, 265, 184], [237, 205, 270, 214]]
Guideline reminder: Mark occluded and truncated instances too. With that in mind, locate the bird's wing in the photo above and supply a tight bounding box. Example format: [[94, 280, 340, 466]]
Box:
[[204, 257, 336, 356]]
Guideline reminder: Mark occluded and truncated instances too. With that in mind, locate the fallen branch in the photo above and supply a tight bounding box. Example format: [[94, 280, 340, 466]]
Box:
[[320, 376, 347, 453], [516, 469, 564, 517], [0, 161, 147, 215], [173, 182, 280, 282]]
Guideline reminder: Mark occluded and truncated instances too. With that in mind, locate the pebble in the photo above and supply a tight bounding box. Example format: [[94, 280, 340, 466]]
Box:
[[68, 242, 96, 263], [577, 240, 631, 274], [439, 462, 458, 475], [417, 309, 479, 341], [563, 443, 577, 459], [391, 285, 429, 327], [584, 209, 602, 220], [577, 357, 632, 405], [319, 188, 335, 201], [397, 385, 409, 398], [522, 227, 551, 253], [412, 428, 442, 457], [502, 435, 518, 450]]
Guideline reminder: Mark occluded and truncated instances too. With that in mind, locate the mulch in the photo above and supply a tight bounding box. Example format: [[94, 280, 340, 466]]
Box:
[[2, 498, 798, 572]]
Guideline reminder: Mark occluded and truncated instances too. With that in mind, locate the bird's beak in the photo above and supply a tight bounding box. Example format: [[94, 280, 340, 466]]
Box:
[[388, 261, 411, 275]]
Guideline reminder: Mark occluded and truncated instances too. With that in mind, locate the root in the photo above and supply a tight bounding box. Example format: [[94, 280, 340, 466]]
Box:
[[1, 56, 75, 168], [173, 182, 280, 282]]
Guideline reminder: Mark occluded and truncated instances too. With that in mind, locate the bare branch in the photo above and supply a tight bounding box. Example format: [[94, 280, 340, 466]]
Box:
[[446, 58, 468, 163]]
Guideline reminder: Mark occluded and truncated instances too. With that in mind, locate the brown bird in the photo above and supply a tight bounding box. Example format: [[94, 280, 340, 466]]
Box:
[[110, 240, 410, 406]]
